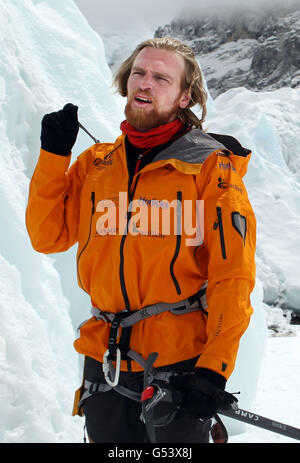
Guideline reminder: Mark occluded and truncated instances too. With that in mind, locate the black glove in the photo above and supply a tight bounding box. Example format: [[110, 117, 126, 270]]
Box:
[[169, 368, 237, 420], [41, 103, 79, 156]]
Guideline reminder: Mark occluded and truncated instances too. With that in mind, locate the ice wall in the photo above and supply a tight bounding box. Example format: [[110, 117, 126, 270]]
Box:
[[0, 0, 123, 443]]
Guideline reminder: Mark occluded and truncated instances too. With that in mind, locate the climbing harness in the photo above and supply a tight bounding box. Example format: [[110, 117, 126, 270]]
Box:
[[73, 285, 219, 441], [76, 285, 207, 407], [91, 284, 208, 389]]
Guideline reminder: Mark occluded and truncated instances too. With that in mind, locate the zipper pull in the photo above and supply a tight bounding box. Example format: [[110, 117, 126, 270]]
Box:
[[134, 148, 152, 176], [134, 153, 143, 175]]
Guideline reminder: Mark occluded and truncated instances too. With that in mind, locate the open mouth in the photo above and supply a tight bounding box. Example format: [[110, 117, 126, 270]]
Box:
[[134, 95, 152, 104]]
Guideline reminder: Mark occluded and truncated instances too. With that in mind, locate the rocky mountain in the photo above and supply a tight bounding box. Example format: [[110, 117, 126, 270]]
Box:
[[154, 3, 300, 98]]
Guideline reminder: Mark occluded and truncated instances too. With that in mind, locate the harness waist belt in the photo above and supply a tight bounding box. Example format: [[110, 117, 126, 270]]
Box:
[[84, 285, 207, 387], [91, 284, 208, 327]]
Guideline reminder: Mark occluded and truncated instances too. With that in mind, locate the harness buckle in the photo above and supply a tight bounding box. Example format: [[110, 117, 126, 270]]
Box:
[[103, 347, 121, 387]]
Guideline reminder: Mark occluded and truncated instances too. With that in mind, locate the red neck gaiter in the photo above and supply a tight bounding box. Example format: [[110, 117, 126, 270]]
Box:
[[120, 118, 185, 149]]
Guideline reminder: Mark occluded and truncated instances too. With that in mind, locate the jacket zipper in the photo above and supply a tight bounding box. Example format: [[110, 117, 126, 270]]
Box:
[[213, 206, 227, 259], [134, 149, 151, 176], [77, 191, 95, 292], [119, 174, 140, 311], [170, 191, 182, 295]]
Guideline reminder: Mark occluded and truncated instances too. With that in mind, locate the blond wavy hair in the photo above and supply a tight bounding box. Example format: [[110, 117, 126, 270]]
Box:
[[113, 37, 207, 129]]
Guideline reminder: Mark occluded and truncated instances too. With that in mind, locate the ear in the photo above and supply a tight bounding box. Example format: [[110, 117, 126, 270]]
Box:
[[178, 89, 191, 109]]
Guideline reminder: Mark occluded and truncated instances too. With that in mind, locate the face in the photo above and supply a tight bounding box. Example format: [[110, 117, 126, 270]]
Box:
[[125, 47, 190, 131]]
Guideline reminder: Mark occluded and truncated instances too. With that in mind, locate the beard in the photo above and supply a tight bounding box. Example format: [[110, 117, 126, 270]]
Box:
[[125, 93, 180, 132]]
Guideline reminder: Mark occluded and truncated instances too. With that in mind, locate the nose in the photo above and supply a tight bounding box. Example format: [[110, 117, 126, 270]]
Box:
[[139, 73, 153, 91]]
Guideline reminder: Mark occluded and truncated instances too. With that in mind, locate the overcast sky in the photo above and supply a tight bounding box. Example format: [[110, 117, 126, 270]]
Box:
[[74, 0, 186, 32], [74, 0, 297, 33]]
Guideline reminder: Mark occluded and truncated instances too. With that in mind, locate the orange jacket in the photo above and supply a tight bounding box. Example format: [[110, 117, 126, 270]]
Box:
[[26, 129, 256, 380]]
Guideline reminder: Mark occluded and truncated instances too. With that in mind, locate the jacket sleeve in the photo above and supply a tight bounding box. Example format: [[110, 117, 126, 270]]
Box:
[[194, 152, 256, 380], [26, 147, 94, 253]]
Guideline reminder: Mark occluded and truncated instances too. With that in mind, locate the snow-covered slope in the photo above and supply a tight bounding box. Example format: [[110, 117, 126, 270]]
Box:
[[0, 0, 299, 444]]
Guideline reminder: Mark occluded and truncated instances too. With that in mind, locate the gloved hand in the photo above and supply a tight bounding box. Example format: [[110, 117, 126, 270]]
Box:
[[169, 368, 237, 420], [41, 103, 79, 156]]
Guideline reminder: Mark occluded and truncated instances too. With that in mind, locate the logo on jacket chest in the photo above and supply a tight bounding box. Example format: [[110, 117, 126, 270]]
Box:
[[217, 177, 243, 194], [93, 151, 114, 171]]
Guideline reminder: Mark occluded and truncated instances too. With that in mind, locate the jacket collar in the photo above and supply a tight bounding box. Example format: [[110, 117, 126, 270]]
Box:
[[118, 128, 252, 177], [152, 129, 227, 165]]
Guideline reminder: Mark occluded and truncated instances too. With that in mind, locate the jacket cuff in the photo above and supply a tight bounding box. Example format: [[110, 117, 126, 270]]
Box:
[[195, 367, 227, 390], [40, 146, 72, 157]]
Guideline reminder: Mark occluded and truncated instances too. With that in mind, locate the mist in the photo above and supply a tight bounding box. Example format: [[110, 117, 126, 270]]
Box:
[[74, 0, 300, 32]]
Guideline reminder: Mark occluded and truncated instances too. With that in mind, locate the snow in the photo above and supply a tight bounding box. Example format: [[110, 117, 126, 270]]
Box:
[[206, 87, 300, 314], [193, 39, 258, 81], [229, 325, 300, 443], [0, 0, 299, 444]]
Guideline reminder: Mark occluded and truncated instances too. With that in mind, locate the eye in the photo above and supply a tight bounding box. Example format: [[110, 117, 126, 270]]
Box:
[[156, 76, 169, 83]]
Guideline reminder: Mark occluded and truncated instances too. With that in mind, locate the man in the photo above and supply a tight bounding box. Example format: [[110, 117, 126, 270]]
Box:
[[26, 37, 256, 443]]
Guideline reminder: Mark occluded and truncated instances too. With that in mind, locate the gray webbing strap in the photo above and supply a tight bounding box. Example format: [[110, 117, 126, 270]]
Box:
[[79, 379, 142, 405], [79, 377, 177, 407], [105, 348, 176, 386], [79, 380, 112, 406], [91, 288, 207, 329], [79, 378, 182, 428], [126, 349, 151, 370]]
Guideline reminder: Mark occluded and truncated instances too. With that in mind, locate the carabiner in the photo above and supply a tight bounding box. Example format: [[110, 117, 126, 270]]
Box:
[[103, 348, 121, 387]]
